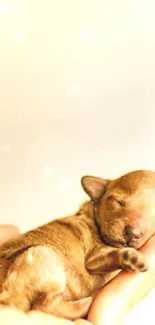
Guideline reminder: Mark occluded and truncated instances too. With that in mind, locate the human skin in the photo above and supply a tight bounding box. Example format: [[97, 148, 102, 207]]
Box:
[[0, 225, 155, 325], [88, 235, 155, 325]]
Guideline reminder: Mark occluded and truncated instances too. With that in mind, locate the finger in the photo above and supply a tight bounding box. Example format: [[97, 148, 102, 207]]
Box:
[[88, 235, 155, 325], [0, 225, 20, 245]]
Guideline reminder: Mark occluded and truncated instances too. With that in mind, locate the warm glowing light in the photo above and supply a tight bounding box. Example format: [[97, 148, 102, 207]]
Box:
[[17, 30, 27, 39], [81, 30, 91, 41], [60, 178, 71, 189], [42, 166, 54, 177], [0, 145, 11, 153], [72, 86, 79, 95], [0, 3, 9, 12]]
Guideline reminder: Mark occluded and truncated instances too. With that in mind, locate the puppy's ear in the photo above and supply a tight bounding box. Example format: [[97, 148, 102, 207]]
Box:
[[81, 176, 110, 202]]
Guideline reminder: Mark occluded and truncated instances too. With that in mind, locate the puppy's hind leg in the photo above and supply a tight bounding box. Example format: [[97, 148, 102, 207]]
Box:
[[33, 293, 93, 320], [0, 246, 66, 311]]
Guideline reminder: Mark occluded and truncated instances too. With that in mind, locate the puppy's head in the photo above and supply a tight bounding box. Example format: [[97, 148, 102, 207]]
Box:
[[81, 170, 155, 249]]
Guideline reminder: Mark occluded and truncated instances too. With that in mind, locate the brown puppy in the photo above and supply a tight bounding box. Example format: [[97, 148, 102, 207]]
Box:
[[0, 170, 155, 320]]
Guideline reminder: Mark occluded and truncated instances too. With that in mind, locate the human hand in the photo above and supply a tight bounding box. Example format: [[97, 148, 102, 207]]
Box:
[[88, 235, 155, 325], [0, 224, 20, 245]]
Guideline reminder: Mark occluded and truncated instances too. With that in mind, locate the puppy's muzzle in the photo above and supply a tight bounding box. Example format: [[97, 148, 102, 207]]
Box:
[[124, 224, 147, 248], [125, 225, 142, 241]]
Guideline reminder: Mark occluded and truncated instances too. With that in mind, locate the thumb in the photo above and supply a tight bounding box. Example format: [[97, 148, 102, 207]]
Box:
[[0, 225, 20, 245]]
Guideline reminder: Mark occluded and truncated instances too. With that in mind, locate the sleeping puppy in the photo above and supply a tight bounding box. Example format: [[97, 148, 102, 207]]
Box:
[[0, 169, 155, 320]]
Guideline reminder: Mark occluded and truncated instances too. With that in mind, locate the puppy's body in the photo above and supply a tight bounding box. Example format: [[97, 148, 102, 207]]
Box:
[[0, 170, 155, 319], [0, 203, 115, 317]]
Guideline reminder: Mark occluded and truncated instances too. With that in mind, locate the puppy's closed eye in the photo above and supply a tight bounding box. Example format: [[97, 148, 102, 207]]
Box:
[[107, 196, 125, 209]]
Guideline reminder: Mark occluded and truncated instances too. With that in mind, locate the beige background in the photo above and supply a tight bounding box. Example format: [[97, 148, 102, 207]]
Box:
[[0, 0, 155, 323]]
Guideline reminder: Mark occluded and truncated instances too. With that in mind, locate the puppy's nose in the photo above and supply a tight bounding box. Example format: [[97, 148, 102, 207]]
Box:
[[125, 226, 141, 239]]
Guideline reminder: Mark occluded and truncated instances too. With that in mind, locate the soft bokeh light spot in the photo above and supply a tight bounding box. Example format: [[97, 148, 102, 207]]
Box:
[[81, 30, 91, 40], [60, 178, 71, 189], [17, 30, 27, 39], [0, 3, 9, 12], [0, 145, 11, 153], [72, 86, 80, 95], [42, 166, 54, 177]]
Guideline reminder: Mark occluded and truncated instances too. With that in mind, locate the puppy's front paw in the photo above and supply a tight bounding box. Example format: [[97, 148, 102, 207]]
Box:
[[118, 248, 148, 272]]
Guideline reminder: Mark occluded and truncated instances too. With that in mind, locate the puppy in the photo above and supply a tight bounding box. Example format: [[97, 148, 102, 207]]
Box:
[[0, 169, 155, 320]]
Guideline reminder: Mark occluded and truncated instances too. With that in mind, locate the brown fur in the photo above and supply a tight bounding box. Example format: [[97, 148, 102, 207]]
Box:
[[0, 170, 155, 319]]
